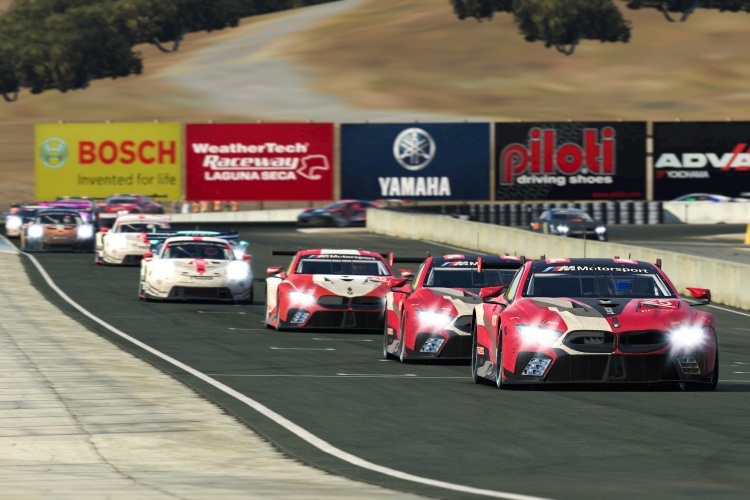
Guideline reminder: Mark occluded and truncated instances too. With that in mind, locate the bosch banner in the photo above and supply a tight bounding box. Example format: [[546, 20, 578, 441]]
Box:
[[185, 123, 334, 201], [340, 123, 491, 200], [495, 122, 647, 200], [35, 123, 181, 200], [653, 122, 750, 200]]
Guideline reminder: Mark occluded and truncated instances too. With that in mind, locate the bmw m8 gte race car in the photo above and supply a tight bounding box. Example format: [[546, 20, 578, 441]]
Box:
[[472, 257, 718, 390], [139, 233, 253, 303], [384, 254, 524, 362], [95, 214, 171, 265], [20, 208, 95, 252], [265, 249, 410, 331]]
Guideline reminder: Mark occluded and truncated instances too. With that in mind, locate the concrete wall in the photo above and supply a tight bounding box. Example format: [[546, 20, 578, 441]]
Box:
[[169, 209, 299, 223], [663, 201, 750, 224], [368, 209, 750, 310]]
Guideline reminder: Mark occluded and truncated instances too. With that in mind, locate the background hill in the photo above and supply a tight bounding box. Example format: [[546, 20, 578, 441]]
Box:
[[2, 0, 749, 209]]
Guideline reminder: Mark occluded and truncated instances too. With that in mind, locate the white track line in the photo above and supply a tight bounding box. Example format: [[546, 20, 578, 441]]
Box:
[[18, 248, 548, 500]]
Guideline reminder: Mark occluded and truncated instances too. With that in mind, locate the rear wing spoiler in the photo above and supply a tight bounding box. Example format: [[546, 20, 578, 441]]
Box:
[[145, 231, 240, 244], [270, 248, 302, 256], [388, 252, 431, 265], [477, 255, 527, 273]]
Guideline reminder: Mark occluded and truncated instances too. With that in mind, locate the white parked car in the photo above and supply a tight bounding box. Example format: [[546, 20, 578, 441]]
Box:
[[95, 214, 172, 265], [139, 235, 254, 303]]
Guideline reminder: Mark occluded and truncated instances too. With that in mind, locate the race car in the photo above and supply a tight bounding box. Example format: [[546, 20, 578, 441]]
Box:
[[147, 230, 249, 260], [139, 233, 253, 303], [95, 214, 171, 265], [383, 254, 524, 362], [39, 200, 97, 225], [297, 200, 379, 227], [4, 205, 46, 238], [98, 194, 165, 227], [472, 257, 718, 390], [530, 208, 608, 241], [20, 208, 95, 252], [265, 249, 410, 330]]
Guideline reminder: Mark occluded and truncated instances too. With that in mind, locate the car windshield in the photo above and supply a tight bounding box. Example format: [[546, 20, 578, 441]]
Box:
[[163, 242, 232, 260], [296, 256, 389, 276], [551, 212, 592, 221], [106, 197, 137, 204], [118, 223, 168, 233], [524, 271, 674, 298], [37, 213, 82, 225], [425, 268, 517, 289]]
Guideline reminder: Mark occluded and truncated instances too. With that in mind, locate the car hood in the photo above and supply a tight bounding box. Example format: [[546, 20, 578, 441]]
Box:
[[290, 275, 395, 297], [167, 258, 237, 277], [417, 288, 484, 317], [517, 296, 709, 333]]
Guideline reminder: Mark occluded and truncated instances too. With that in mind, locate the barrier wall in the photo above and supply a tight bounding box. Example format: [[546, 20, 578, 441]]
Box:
[[663, 201, 750, 224], [367, 209, 750, 310], [170, 209, 299, 223]]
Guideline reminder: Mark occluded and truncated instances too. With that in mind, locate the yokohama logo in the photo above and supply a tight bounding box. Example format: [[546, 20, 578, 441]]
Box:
[[654, 143, 750, 171], [500, 127, 616, 184]]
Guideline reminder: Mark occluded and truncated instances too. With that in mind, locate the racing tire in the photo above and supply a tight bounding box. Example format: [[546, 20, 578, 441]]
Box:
[[398, 314, 409, 363], [495, 342, 505, 389], [471, 323, 484, 384], [383, 320, 397, 360], [138, 281, 150, 302]]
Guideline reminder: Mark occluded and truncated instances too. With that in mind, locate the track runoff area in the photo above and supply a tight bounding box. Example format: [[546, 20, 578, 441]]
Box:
[[12, 224, 750, 500]]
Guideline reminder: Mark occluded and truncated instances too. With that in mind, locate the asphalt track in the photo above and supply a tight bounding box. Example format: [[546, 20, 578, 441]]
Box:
[[12, 224, 750, 500]]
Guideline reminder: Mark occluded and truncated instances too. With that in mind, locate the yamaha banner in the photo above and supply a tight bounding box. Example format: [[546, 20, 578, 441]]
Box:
[[340, 123, 491, 200], [495, 122, 647, 200], [653, 122, 750, 200]]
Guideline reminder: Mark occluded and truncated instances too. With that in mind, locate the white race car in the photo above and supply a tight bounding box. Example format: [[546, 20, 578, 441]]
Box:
[[139, 235, 254, 303], [4, 205, 46, 238], [95, 214, 172, 265]]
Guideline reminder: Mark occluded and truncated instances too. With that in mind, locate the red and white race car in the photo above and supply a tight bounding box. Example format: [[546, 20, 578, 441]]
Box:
[[384, 254, 524, 362], [472, 257, 718, 390], [95, 214, 171, 265], [265, 249, 409, 330]]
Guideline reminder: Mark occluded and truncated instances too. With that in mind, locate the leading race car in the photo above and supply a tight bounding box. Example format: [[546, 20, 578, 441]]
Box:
[[472, 257, 718, 390], [384, 254, 524, 362], [265, 249, 410, 330], [95, 214, 172, 265], [530, 208, 607, 241], [139, 234, 253, 303], [20, 208, 95, 252]]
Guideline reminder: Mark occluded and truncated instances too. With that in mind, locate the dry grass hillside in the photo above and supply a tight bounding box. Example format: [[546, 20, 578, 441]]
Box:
[[2, 0, 750, 208]]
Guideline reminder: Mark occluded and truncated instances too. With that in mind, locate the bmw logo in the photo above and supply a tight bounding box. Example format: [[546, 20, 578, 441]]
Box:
[[39, 138, 69, 169], [393, 128, 436, 171]]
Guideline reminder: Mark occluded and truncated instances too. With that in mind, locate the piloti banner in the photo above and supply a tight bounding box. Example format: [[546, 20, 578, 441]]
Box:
[[495, 122, 647, 200], [185, 123, 334, 201], [35, 123, 181, 200]]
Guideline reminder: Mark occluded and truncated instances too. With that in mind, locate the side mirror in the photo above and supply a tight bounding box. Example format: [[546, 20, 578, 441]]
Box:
[[267, 265, 284, 276], [686, 287, 711, 306], [242, 254, 252, 262], [100, 227, 109, 233], [143, 252, 153, 259], [391, 284, 411, 293], [479, 286, 505, 300], [399, 269, 414, 279], [240, 241, 249, 248]]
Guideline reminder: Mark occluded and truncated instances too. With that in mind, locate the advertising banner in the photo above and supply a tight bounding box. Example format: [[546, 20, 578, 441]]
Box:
[[653, 122, 750, 200], [495, 122, 647, 200], [35, 123, 181, 200], [340, 123, 491, 201], [185, 123, 334, 201]]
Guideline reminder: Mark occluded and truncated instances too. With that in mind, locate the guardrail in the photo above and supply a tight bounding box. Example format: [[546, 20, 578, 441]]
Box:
[[367, 209, 750, 310]]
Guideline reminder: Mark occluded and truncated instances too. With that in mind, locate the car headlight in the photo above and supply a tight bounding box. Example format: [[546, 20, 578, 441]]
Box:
[[556, 225, 569, 234], [226, 262, 250, 281], [6, 216, 22, 229], [669, 326, 707, 349], [107, 234, 128, 249], [287, 291, 316, 307], [516, 325, 563, 345], [27, 225, 44, 238], [150, 261, 175, 280], [416, 310, 454, 329], [595, 225, 607, 235], [77, 225, 94, 239]]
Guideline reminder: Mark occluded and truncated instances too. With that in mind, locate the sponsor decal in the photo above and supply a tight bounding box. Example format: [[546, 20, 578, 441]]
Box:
[[393, 128, 436, 171], [638, 299, 678, 310], [440, 261, 478, 267], [542, 265, 649, 273], [39, 138, 69, 169], [305, 254, 379, 261], [654, 145, 750, 172], [500, 127, 615, 186], [477, 346, 485, 356], [377, 176, 451, 197]]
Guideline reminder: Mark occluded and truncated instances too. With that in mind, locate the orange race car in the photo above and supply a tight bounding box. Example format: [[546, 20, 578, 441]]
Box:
[[20, 208, 95, 252]]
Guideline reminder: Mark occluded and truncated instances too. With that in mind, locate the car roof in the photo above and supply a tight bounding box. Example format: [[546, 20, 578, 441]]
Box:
[[429, 254, 524, 266], [116, 214, 169, 224], [529, 258, 656, 271], [164, 236, 230, 244], [296, 248, 385, 259], [36, 208, 82, 215]]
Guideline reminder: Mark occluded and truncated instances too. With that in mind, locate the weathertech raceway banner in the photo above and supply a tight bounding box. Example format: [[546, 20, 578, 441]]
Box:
[[185, 123, 334, 201], [340, 123, 491, 200], [495, 122, 647, 200], [653, 122, 750, 200], [35, 123, 181, 200]]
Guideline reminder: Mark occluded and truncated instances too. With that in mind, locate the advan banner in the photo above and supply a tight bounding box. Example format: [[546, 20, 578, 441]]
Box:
[[653, 122, 750, 200], [185, 123, 334, 201], [496, 122, 647, 200], [35, 122, 181, 200], [340, 123, 491, 200]]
